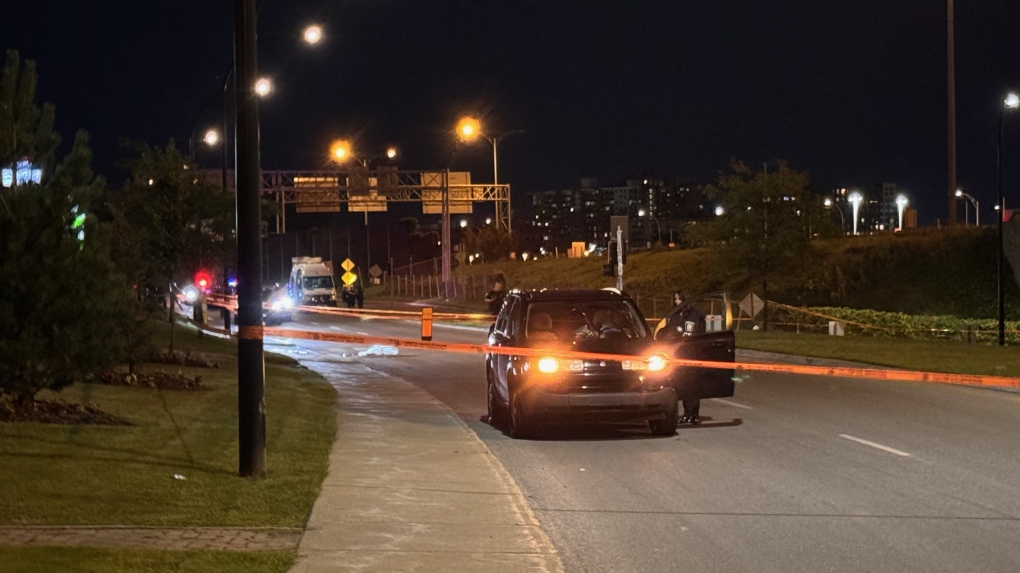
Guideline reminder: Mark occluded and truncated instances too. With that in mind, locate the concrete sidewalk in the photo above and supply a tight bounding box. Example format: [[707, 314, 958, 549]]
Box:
[[288, 355, 563, 573]]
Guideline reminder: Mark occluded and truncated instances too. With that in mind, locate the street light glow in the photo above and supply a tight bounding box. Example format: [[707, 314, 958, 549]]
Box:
[[303, 24, 323, 45], [329, 139, 352, 162], [1005, 93, 1020, 109], [824, 198, 832, 207], [955, 189, 963, 197], [386, 147, 398, 159], [714, 206, 724, 216], [849, 192, 863, 236], [456, 116, 481, 141], [203, 129, 220, 146], [896, 194, 908, 232], [459, 219, 468, 228], [638, 209, 646, 217], [254, 77, 273, 97]]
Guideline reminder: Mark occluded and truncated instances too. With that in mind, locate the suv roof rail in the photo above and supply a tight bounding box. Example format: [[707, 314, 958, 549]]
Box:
[[600, 287, 623, 295]]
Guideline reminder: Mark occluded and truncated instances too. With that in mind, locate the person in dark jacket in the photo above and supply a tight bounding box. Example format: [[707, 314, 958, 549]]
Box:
[[484, 280, 506, 315], [354, 282, 364, 309], [667, 289, 706, 424]]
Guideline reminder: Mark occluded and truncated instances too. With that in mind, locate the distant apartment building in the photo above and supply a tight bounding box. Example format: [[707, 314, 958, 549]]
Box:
[[527, 176, 715, 252]]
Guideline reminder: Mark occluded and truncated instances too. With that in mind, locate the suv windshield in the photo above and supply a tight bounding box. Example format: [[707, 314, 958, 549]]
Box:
[[525, 299, 648, 342], [303, 276, 334, 290]]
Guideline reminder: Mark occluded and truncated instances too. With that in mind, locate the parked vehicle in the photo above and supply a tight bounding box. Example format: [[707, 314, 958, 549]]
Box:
[[485, 288, 735, 439], [287, 257, 337, 306]]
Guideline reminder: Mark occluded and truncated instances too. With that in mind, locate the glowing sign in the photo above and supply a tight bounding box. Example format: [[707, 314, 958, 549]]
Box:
[[2, 159, 43, 188]]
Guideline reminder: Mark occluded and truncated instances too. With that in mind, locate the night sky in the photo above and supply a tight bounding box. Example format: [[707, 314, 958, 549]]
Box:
[[5, 0, 1020, 226]]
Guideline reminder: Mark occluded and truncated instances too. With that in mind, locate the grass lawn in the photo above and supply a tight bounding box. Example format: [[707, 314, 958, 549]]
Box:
[[0, 547, 294, 573], [736, 330, 1019, 378], [0, 320, 337, 527]]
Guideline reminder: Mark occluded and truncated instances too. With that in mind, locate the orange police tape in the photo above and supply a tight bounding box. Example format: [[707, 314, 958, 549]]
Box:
[[261, 326, 1020, 390]]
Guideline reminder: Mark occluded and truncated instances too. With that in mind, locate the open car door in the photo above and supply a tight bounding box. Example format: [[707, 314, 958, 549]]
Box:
[[653, 292, 735, 400]]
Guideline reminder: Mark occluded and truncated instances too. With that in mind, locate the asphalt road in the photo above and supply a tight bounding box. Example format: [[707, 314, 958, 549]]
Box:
[[266, 307, 1020, 573]]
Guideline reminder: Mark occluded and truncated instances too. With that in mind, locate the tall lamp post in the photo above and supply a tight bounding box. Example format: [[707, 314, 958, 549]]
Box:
[[997, 92, 1018, 346], [849, 192, 863, 236], [895, 195, 909, 232], [637, 209, 661, 246], [329, 139, 399, 272], [455, 116, 523, 233], [219, 24, 321, 192], [824, 198, 847, 233], [954, 189, 979, 226]]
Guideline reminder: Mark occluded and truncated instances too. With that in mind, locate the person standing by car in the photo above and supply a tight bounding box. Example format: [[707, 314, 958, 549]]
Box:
[[667, 289, 706, 424], [354, 282, 364, 309], [484, 280, 506, 315]]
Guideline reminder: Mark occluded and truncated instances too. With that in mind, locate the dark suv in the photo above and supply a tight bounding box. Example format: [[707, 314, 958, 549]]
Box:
[[485, 288, 735, 438]]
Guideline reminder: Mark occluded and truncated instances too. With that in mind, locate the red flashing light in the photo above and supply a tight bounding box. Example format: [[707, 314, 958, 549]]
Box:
[[195, 271, 213, 291]]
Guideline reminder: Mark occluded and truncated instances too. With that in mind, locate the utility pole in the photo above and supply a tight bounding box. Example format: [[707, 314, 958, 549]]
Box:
[[615, 225, 624, 291], [441, 169, 452, 298], [234, 0, 266, 478], [947, 0, 958, 226]]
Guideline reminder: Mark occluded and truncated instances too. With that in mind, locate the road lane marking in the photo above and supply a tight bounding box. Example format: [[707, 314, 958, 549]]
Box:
[[839, 434, 911, 457], [710, 398, 753, 410]]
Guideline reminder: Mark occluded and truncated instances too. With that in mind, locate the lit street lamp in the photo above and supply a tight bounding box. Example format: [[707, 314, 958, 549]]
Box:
[[203, 129, 220, 146], [328, 140, 400, 272], [455, 115, 523, 232], [637, 208, 661, 246], [954, 189, 979, 226], [848, 192, 863, 236], [996, 92, 1018, 346], [824, 198, 847, 233], [254, 77, 273, 97], [302, 24, 323, 45], [895, 194, 908, 231]]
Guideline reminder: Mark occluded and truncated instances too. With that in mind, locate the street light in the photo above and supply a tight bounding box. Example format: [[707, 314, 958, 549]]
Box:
[[327, 140, 399, 273], [849, 192, 863, 236], [714, 205, 725, 217], [254, 77, 273, 97], [895, 194, 909, 231], [824, 198, 847, 233], [455, 115, 523, 232], [302, 24, 323, 45], [954, 189, 979, 226], [996, 92, 1018, 346], [203, 129, 220, 146], [637, 208, 662, 245]]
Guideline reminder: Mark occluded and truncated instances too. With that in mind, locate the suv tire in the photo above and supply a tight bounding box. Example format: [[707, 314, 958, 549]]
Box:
[[648, 391, 679, 436], [508, 385, 534, 440]]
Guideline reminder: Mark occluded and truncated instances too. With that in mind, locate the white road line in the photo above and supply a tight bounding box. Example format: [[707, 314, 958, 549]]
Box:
[[709, 398, 753, 410], [839, 434, 912, 457]]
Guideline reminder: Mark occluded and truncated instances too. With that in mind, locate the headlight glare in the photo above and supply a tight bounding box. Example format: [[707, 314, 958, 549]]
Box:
[[647, 354, 668, 372], [537, 357, 559, 373]]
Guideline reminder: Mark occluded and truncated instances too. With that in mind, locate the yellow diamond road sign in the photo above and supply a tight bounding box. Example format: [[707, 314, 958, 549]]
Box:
[[341, 258, 355, 272], [342, 271, 358, 286]]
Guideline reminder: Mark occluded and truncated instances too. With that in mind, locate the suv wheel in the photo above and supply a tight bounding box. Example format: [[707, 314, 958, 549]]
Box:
[[649, 391, 679, 436], [487, 372, 505, 428], [508, 386, 534, 440]]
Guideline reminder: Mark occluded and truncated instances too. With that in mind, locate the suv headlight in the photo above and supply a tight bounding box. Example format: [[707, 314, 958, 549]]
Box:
[[531, 357, 583, 374], [623, 354, 669, 372]]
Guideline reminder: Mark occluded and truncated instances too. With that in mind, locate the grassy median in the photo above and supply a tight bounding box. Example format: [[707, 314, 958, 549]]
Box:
[[736, 330, 1019, 378], [0, 320, 337, 572], [1, 547, 295, 573]]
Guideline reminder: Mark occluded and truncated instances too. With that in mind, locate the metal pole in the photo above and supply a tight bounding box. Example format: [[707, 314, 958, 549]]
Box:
[[997, 105, 1006, 346], [441, 169, 452, 293], [365, 212, 370, 272], [234, 0, 266, 478], [947, 0, 958, 226], [615, 225, 623, 291]]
